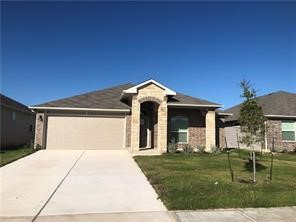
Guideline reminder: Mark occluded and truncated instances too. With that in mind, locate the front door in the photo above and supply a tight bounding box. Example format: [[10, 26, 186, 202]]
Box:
[[140, 115, 150, 148]]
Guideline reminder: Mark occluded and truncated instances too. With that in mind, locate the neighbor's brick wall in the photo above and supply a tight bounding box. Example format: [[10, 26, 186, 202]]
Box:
[[34, 113, 45, 149], [266, 119, 296, 152], [168, 109, 206, 148], [282, 141, 296, 152]]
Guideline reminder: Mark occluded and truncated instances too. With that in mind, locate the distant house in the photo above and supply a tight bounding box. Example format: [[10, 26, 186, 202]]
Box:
[[1, 94, 35, 148], [224, 91, 296, 152]]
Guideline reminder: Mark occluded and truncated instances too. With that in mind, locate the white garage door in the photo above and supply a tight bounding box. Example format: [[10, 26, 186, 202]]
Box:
[[46, 116, 125, 150]]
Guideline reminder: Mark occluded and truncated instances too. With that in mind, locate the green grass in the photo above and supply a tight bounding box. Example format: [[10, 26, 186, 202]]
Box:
[[0, 146, 35, 167], [134, 151, 296, 210]]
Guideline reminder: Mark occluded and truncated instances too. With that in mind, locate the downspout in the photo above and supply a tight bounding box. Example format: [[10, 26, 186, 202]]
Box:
[[264, 121, 268, 151]]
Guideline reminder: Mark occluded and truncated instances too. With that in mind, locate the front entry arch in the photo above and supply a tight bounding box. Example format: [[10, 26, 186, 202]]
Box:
[[139, 101, 159, 149], [130, 82, 168, 154]]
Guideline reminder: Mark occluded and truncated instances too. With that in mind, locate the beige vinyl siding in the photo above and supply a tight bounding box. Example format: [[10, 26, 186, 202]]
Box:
[[46, 116, 125, 150], [225, 125, 261, 150], [225, 126, 240, 148], [1, 106, 35, 147]]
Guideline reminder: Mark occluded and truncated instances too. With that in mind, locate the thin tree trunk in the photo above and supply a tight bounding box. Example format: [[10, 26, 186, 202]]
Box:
[[253, 151, 256, 183], [227, 151, 234, 182], [269, 153, 274, 181], [236, 132, 241, 158], [224, 136, 228, 151], [269, 137, 275, 181]]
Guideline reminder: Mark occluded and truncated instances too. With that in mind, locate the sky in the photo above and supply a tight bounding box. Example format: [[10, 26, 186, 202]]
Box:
[[1, 1, 296, 109]]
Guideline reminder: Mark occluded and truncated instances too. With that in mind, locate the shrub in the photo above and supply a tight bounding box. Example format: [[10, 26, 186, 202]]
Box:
[[184, 144, 193, 154], [194, 144, 205, 153], [273, 146, 288, 153], [168, 142, 177, 153], [35, 144, 43, 151]]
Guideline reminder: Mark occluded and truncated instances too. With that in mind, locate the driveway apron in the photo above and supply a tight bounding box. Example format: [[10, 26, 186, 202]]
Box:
[[40, 150, 166, 215], [0, 150, 84, 218], [0, 150, 167, 221]]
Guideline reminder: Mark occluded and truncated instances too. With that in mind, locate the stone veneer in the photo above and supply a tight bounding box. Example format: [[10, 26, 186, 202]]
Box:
[[266, 119, 296, 152], [205, 110, 216, 152], [125, 115, 131, 148], [130, 83, 167, 153], [34, 113, 45, 149]]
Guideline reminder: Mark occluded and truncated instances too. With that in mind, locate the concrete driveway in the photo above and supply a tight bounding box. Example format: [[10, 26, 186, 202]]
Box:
[[0, 150, 172, 222]]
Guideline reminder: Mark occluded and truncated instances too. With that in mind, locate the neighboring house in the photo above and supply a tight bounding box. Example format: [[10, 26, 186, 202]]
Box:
[[224, 91, 296, 152], [1, 94, 35, 148], [30, 79, 227, 154]]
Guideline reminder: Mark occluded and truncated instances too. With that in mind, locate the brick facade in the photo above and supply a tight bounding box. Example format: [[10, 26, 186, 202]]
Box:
[[266, 119, 296, 152], [168, 108, 206, 148]]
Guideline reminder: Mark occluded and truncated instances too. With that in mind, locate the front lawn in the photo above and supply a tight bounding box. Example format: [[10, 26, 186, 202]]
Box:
[[134, 151, 296, 210], [0, 146, 35, 167]]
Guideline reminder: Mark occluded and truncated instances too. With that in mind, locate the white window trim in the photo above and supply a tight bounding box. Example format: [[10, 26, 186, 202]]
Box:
[[281, 121, 296, 142], [171, 116, 189, 144]]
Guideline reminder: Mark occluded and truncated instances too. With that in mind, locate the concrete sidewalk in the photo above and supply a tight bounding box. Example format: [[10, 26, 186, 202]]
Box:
[[174, 207, 296, 222], [2, 207, 295, 222]]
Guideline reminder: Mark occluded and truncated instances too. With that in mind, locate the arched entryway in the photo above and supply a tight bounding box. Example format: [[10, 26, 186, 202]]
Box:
[[139, 101, 159, 149]]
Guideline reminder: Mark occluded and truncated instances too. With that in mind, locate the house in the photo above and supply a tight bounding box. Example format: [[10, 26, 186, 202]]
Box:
[[30, 79, 227, 154], [1, 94, 35, 148], [224, 91, 296, 152]]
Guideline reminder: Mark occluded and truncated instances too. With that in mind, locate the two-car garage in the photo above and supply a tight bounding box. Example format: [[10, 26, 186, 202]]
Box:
[[45, 116, 125, 150]]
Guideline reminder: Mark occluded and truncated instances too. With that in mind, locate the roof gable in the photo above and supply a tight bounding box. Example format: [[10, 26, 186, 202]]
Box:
[[122, 79, 176, 97]]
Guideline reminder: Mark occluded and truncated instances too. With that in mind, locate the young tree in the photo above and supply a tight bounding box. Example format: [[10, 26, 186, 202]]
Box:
[[239, 79, 266, 183]]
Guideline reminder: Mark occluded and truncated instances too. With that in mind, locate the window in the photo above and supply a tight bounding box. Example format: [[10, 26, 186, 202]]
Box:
[[171, 116, 188, 143], [12, 111, 16, 120], [282, 121, 296, 141]]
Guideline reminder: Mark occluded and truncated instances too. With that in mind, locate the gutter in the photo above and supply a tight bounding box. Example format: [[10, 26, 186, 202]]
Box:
[[265, 115, 296, 119], [217, 112, 233, 116], [225, 114, 296, 122], [29, 106, 130, 113], [167, 103, 222, 108]]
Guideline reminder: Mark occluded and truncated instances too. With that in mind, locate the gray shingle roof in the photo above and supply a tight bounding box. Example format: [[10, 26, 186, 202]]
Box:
[[167, 92, 220, 106], [34, 83, 134, 109], [224, 91, 296, 121], [33, 83, 220, 109]]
